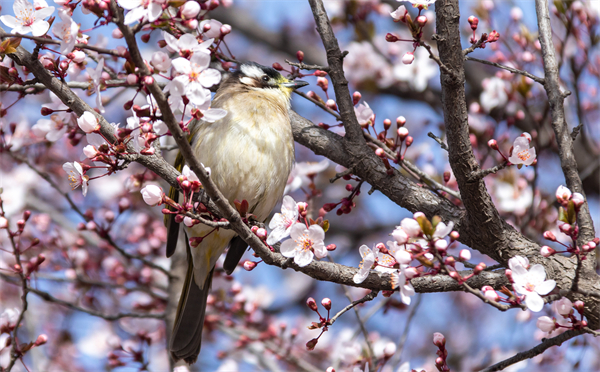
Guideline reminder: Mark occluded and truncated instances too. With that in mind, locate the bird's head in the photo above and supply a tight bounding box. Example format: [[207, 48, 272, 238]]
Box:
[[233, 62, 309, 99]]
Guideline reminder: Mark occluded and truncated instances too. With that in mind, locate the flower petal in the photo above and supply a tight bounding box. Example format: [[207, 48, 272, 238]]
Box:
[[307, 224, 324, 242], [289, 223, 306, 240], [30, 20, 50, 36], [279, 239, 297, 258], [34, 6, 55, 20], [525, 293, 544, 312], [528, 264, 547, 283], [535, 280, 556, 296], [200, 68, 222, 88], [0, 15, 19, 28], [294, 249, 313, 267], [266, 226, 287, 245]]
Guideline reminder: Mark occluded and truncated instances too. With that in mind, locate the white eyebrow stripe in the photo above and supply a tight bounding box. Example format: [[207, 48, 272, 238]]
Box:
[[240, 64, 264, 79], [239, 77, 254, 86]]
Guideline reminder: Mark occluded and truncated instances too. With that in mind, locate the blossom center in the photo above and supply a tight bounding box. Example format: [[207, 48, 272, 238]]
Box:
[[67, 172, 82, 189], [524, 282, 536, 292], [517, 150, 530, 161], [18, 9, 35, 27], [296, 234, 313, 252]]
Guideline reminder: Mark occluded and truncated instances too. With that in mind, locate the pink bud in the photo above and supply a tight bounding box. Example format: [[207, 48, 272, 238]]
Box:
[[468, 16, 479, 30], [416, 15, 427, 27], [435, 239, 448, 252], [405, 267, 418, 279], [483, 288, 499, 302], [326, 368, 335, 372], [181, 0, 201, 19], [536, 316, 556, 333], [321, 298, 331, 310], [396, 116, 406, 127], [505, 269, 513, 283], [353, 91, 362, 105], [296, 50, 304, 62], [326, 99, 338, 111], [573, 300, 584, 314], [220, 24, 232, 36], [488, 30, 500, 42], [112, 28, 123, 39], [543, 231, 556, 241], [383, 342, 397, 357], [306, 297, 318, 312], [474, 262, 486, 274], [459, 249, 471, 261], [571, 193, 585, 207], [256, 228, 267, 240], [397, 127, 409, 140], [243, 260, 257, 271], [34, 334, 48, 346], [433, 332, 446, 348], [326, 244, 337, 251], [401, 52, 414, 65], [143, 76, 154, 85], [559, 223, 572, 234], [487, 139, 498, 150], [375, 148, 385, 158], [306, 338, 318, 350], [450, 231, 459, 241], [127, 74, 138, 85], [317, 77, 329, 91], [540, 246, 556, 257]]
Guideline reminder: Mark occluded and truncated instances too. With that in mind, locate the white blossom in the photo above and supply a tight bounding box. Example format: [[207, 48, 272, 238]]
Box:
[[280, 223, 327, 267], [117, 0, 163, 25], [512, 262, 556, 312], [480, 77, 508, 112], [63, 161, 89, 196], [353, 245, 376, 284], [0, 0, 55, 36], [163, 31, 212, 57], [52, 9, 78, 54], [508, 134, 536, 166], [87, 59, 105, 113], [77, 111, 99, 133], [31, 118, 67, 141], [354, 102, 374, 127], [172, 53, 221, 106], [391, 266, 415, 305], [140, 184, 163, 205], [267, 195, 299, 245]]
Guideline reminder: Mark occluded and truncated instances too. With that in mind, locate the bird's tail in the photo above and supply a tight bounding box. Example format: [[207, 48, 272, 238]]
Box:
[[170, 243, 214, 364]]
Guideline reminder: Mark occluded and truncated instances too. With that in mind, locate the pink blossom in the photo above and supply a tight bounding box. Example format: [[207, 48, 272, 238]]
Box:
[[554, 297, 573, 317], [401, 52, 414, 65], [512, 263, 556, 312], [181, 0, 200, 19], [280, 223, 327, 267], [536, 316, 556, 333], [52, 9, 78, 54], [140, 184, 163, 206], [151, 51, 171, 72], [354, 102, 374, 127], [63, 162, 89, 196], [400, 217, 421, 238]]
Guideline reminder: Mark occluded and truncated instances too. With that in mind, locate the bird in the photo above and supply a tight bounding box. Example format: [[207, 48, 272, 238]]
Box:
[[166, 62, 308, 364]]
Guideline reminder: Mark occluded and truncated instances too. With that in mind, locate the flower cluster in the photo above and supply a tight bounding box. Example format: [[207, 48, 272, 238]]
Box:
[[539, 185, 596, 258], [267, 196, 329, 267], [536, 298, 588, 335]]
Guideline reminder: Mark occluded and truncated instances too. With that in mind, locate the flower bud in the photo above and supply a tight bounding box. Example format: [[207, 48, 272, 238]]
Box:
[[317, 77, 329, 91], [306, 297, 318, 312], [543, 231, 556, 241], [449, 231, 459, 241], [416, 15, 427, 27], [112, 28, 123, 39], [383, 342, 397, 357], [353, 91, 362, 105], [181, 0, 200, 19], [536, 316, 555, 333], [573, 300, 585, 314], [433, 332, 446, 348], [326, 99, 338, 111], [326, 244, 337, 251], [326, 367, 335, 372], [487, 139, 498, 150], [143, 76, 154, 85], [397, 127, 409, 141], [488, 30, 500, 42], [449, 271, 461, 281], [555, 297, 573, 317], [473, 262, 486, 274], [243, 260, 257, 271], [458, 249, 471, 261], [272, 62, 283, 71], [385, 33, 400, 42], [468, 15, 479, 30], [571, 193, 585, 208], [41, 107, 54, 116], [444, 256, 456, 266], [0, 217, 8, 229], [435, 239, 448, 252], [321, 298, 331, 310], [256, 228, 267, 240], [34, 334, 48, 346], [296, 50, 304, 62], [401, 52, 414, 65], [540, 246, 555, 257], [396, 116, 406, 127], [306, 338, 318, 350]]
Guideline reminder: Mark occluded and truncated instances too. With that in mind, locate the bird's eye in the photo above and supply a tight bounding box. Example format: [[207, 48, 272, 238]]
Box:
[[262, 76, 269, 82]]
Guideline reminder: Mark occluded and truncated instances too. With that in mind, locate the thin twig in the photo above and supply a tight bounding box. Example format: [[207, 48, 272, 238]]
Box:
[[1, 33, 124, 57], [427, 132, 449, 151], [285, 60, 329, 71], [420, 41, 454, 77], [465, 56, 545, 85], [466, 162, 509, 183], [328, 290, 379, 325], [480, 329, 586, 372]]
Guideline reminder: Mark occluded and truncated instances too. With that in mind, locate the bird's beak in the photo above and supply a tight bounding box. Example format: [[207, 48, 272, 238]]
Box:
[[280, 80, 309, 90]]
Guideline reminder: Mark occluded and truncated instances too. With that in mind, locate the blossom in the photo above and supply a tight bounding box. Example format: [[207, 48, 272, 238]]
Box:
[[400, 217, 421, 238], [433, 221, 453, 239], [508, 255, 529, 271], [555, 185, 571, 203], [82, 145, 97, 159], [536, 316, 556, 333], [0, 0, 55, 36], [401, 52, 414, 65], [172, 53, 221, 106], [512, 263, 556, 312], [494, 180, 533, 215], [508, 133, 536, 166], [390, 5, 407, 21], [391, 266, 415, 305], [52, 9, 78, 54], [0, 308, 20, 329], [354, 102, 374, 127], [280, 223, 327, 267], [31, 118, 67, 141], [77, 111, 99, 133], [63, 161, 89, 196], [403, 0, 436, 9], [387, 240, 412, 264], [267, 196, 299, 245], [344, 41, 393, 88], [353, 245, 376, 284], [117, 0, 163, 25], [163, 31, 212, 57], [150, 51, 171, 72], [553, 297, 573, 317], [480, 77, 507, 112], [181, 1, 200, 19], [87, 59, 105, 113], [140, 184, 163, 205]]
